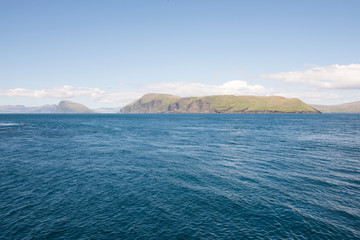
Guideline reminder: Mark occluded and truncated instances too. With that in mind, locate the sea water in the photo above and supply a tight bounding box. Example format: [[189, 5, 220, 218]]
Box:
[[0, 114, 359, 239]]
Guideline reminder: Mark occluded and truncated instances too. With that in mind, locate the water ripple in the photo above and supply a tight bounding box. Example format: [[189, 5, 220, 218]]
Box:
[[0, 114, 359, 239]]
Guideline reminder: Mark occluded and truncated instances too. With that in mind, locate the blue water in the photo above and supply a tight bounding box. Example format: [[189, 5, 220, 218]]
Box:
[[0, 114, 359, 239]]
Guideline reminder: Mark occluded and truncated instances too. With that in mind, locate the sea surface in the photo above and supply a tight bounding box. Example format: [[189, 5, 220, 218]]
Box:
[[0, 114, 359, 239]]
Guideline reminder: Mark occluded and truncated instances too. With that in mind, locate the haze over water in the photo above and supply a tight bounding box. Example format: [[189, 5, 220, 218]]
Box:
[[0, 114, 359, 239]]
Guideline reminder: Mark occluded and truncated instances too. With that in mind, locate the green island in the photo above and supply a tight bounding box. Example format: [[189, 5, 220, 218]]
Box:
[[120, 93, 319, 113]]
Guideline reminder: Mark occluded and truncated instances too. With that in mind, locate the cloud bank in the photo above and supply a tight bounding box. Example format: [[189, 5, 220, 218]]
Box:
[[146, 80, 272, 96], [0, 81, 273, 106], [0, 85, 105, 99], [1, 64, 359, 106], [0, 86, 144, 106], [262, 64, 360, 89]]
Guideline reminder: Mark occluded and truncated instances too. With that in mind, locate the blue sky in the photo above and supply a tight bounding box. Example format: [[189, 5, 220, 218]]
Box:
[[1, 0, 359, 107]]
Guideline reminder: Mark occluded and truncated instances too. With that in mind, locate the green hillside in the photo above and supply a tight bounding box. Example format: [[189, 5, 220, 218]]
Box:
[[120, 94, 319, 113]]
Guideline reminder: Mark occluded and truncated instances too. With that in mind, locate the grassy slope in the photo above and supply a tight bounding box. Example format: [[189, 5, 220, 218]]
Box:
[[122, 94, 318, 113], [193, 95, 316, 112], [139, 93, 182, 104]]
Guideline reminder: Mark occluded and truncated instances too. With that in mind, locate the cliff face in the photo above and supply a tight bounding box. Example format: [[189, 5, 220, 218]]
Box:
[[120, 94, 319, 113], [55, 100, 94, 113]]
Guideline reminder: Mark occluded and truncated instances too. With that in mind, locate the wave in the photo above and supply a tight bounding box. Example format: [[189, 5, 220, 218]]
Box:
[[0, 122, 21, 126]]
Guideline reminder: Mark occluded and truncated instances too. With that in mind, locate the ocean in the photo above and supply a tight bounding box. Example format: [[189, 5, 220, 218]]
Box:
[[0, 114, 359, 239]]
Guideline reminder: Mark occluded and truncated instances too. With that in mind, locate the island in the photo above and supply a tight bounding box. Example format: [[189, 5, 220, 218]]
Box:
[[119, 93, 319, 113], [311, 101, 360, 113], [55, 100, 95, 113]]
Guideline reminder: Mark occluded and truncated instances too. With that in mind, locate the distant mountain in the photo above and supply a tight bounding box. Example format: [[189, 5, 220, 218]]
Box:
[[55, 100, 95, 113], [312, 101, 360, 113], [93, 107, 121, 113], [0, 104, 56, 113], [0, 100, 94, 113], [120, 93, 319, 113]]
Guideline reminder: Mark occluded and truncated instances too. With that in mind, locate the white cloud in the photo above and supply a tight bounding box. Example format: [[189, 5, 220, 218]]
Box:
[[0, 86, 144, 106], [274, 91, 343, 104], [1, 77, 358, 107], [0, 81, 273, 106], [0, 85, 105, 99], [94, 91, 144, 104], [145, 80, 273, 96], [261, 64, 360, 89]]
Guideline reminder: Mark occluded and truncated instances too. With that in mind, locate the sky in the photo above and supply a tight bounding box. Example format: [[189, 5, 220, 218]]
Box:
[[0, 0, 359, 108]]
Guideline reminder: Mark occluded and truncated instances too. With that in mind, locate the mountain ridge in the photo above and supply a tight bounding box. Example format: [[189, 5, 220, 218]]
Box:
[[120, 94, 319, 113], [2, 98, 360, 114], [55, 100, 94, 113], [0, 104, 56, 113], [311, 101, 360, 113], [0, 101, 96, 113]]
